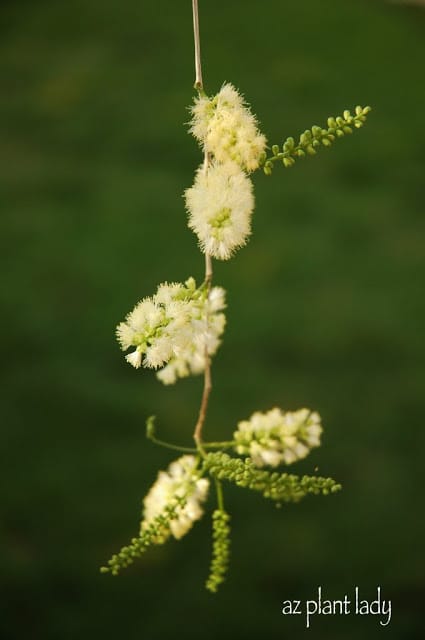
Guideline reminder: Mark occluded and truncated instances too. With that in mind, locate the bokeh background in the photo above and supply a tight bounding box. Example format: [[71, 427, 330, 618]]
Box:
[[1, 0, 424, 638]]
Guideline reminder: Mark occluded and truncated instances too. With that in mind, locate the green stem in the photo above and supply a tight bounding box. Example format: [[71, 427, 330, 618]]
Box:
[[147, 436, 198, 453], [146, 416, 235, 454], [203, 440, 236, 450], [147, 433, 235, 455], [215, 477, 224, 511]]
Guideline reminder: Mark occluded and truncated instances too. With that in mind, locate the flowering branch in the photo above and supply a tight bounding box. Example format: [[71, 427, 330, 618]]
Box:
[[102, 1, 373, 593]]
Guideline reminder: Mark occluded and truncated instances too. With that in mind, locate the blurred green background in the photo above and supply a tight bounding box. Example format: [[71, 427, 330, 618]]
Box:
[[1, 0, 424, 638]]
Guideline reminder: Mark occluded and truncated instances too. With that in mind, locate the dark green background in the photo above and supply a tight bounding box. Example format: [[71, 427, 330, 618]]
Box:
[[2, 0, 424, 638]]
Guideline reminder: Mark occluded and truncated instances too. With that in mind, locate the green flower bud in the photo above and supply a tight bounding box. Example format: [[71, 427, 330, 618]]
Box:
[[283, 136, 295, 152]]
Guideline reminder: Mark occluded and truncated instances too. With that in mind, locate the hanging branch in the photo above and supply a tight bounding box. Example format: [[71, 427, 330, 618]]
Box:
[[102, 0, 372, 593]]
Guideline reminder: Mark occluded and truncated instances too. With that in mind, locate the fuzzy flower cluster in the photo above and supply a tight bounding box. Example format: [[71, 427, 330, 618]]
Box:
[[141, 455, 209, 541], [185, 161, 254, 260], [233, 408, 323, 467], [190, 83, 266, 173], [185, 83, 266, 261], [116, 277, 226, 384]]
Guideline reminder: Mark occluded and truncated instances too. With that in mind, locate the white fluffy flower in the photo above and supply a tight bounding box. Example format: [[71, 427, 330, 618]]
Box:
[[190, 83, 267, 172], [185, 161, 254, 260], [233, 408, 323, 467], [157, 285, 226, 385], [141, 455, 210, 541], [116, 278, 226, 384]]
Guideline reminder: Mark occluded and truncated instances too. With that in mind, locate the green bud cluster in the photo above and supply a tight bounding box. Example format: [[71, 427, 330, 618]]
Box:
[[203, 452, 341, 503], [205, 509, 231, 593], [261, 105, 371, 174], [100, 497, 187, 576]]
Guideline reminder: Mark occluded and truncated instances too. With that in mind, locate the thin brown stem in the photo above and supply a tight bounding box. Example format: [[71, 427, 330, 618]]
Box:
[[192, 0, 203, 91], [194, 228, 213, 448], [192, 0, 213, 447], [202, 154, 213, 283], [193, 348, 212, 448], [205, 251, 212, 284]]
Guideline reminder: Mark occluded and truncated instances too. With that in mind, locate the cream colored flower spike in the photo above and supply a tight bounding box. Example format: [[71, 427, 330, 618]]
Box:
[[190, 83, 267, 173], [185, 161, 254, 260], [141, 455, 210, 541]]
